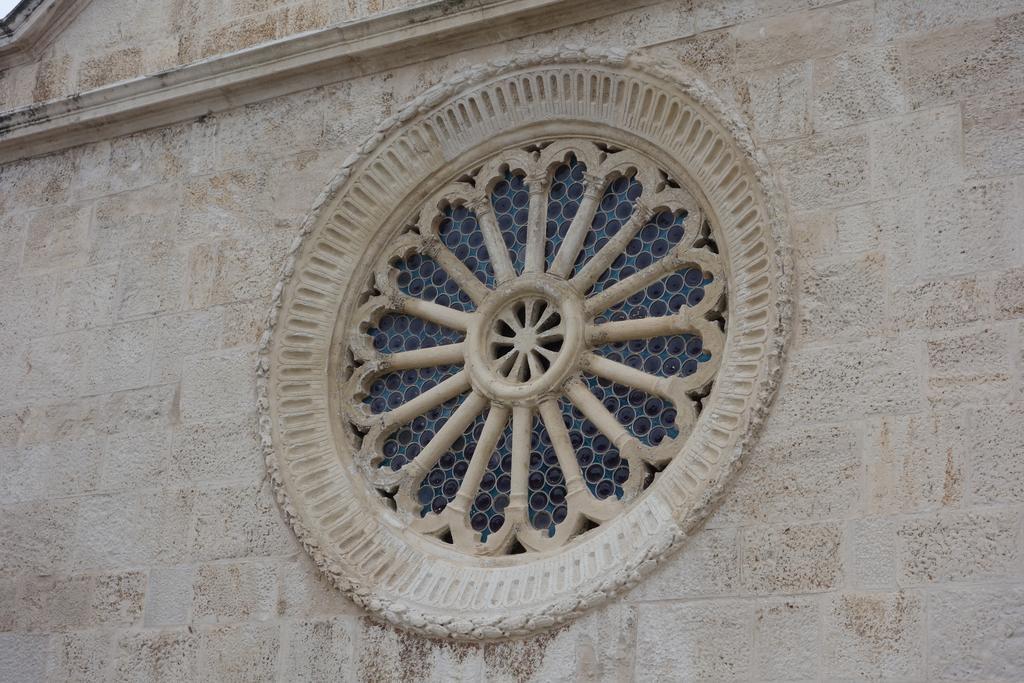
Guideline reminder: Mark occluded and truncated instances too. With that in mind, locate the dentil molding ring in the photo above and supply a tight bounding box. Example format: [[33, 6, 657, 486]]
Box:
[[258, 47, 791, 640]]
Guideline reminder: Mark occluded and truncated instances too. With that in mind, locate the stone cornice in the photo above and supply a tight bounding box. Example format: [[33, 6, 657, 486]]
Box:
[[0, 0, 91, 68], [0, 0, 669, 165]]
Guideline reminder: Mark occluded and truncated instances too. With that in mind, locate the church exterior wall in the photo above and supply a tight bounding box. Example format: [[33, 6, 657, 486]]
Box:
[[1, 0, 1022, 680]]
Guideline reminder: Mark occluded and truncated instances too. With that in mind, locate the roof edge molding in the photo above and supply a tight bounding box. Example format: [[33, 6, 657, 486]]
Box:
[[0, 0, 670, 165], [0, 0, 91, 68]]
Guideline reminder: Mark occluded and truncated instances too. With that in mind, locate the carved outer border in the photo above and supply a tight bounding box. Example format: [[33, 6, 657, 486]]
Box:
[[257, 47, 792, 641]]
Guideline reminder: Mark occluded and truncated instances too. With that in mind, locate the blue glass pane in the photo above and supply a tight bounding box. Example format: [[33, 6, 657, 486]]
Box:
[[368, 314, 463, 354], [559, 396, 627, 501], [438, 205, 496, 288], [595, 333, 712, 381], [528, 414, 568, 537], [572, 173, 642, 276], [417, 409, 489, 517], [470, 418, 513, 541], [581, 374, 680, 447], [393, 253, 475, 313], [544, 155, 587, 270], [490, 172, 530, 275]]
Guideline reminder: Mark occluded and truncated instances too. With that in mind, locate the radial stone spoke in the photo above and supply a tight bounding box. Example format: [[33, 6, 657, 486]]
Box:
[[584, 246, 718, 318], [450, 405, 510, 513], [570, 204, 653, 293], [385, 342, 465, 370], [470, 199, 517, 283], [508, 405, 533, 517], [563, 380, 634, 448], [524, 175, 548, 273], [399, 296, 474, 332], [538, 399, 588, 498], [428, 243, 492, 303], [585, 314, 695, 344], [381, 370, 471, 431], [549, 174, 606, 278], [526, 351, 544, 379], [584, 353, 684, 400], [402, 391, 490, 484]]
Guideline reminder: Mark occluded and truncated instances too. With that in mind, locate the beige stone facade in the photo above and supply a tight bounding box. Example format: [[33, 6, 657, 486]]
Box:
[[1, 0, 1023, 680]]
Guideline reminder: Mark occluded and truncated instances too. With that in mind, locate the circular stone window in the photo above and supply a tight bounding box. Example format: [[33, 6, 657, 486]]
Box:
[[260, 50, 789, 640]]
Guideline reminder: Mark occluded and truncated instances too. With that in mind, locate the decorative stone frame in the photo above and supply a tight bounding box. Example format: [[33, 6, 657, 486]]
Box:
[[258, 48, 790, 640]]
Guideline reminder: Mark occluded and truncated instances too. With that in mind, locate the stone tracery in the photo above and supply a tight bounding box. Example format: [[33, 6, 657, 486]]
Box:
[[345, 140, 726, 554]]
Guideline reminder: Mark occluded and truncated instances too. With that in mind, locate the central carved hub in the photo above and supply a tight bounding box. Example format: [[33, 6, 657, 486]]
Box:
[[489, 296, 564, 384], [465, 275, 584, 405]]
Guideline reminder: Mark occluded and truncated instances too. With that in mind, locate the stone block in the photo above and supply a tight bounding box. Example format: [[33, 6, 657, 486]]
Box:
[[0, 436, 104, 504], [111, 629, 199, 682], [192, 560, 278, 623], [55, 264, 120, 332], [79, 320, 157, 395], [17, 571, 145, 632], [190, 483, 295, 561], [481, 601, 635, 682], [47, 630, 114, 681], [89, 184, 181, 265], [643, 29, 736, 78], [752, 599, 819, 681], [731, 1, 874, 72], [0, 213, 26, 281], [733, 61, 810, 141], [180, 348, 256, 422], [100, 429, 174, 490], [636, 601, 749, 681], [0, 498, 79, 575], [876, 0, 1023, 40], [276, 555, 358, 619], [813, 46, 907, 129], [995, 269, 1024, 320], [693, 0, 834, 33], [822, 591, 924, 679], [713, 423, 860, 525], [21, 204, 91, 273], [0, 579, 17, 631], [969, 403, 1024, 504], [0, 275, 57, 341], [776, 338, 922, 423], [741, 523, 843, 594], [150, 308, 224, 384], [185, 233, 292, 308], [73, 490, 195, 570], [197, 623, 281, 682], [868, 106, 963, 197], [864, 411, 966, 514], [901, 13, 1024, 109], [77, 47, 143, 91], [767, 128, 870, 210], [115, 241, 187, 320], [0, 634, 49, 683], [15, 331, 88, 402], [899, 510, 1019, 584], [144, 565, 195, 627], [927, 585, 1024, 680], [629, 527, 740, 599], [0, 152, 76, 215], [926, 324, 1014, 406], [963, 86, 1024, 177], [170, 414, 262, 484], [891, 276, 990, 331], [798, 251, 887, 341], [222, 300, 266, 348], [281, 617, 358, 682]]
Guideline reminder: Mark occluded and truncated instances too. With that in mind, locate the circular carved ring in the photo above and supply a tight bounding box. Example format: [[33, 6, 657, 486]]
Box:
[[259, 48, 791, 640]]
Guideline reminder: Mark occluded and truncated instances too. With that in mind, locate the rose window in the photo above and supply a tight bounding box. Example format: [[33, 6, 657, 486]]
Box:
[[345, 139, 725, 554]]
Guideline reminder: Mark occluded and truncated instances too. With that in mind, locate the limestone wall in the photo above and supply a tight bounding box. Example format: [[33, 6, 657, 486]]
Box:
[[1, 0, 1022, 680]]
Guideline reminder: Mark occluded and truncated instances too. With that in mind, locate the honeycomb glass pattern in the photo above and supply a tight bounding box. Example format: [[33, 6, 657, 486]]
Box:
[[368, 314, 463, 353], [417, 409, 489, 516], [346, 140, 727, 555], [572, 173, 643, 276], [438, 205, 497, 288], [544, 155, 587, 269], [527, 415, 568, 537], [469, 420, 513, 541], [394, 253, 476, 313], [561, 396, 628, 501], [491, 172, 531, 275], [582, 374, 679, 447]]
